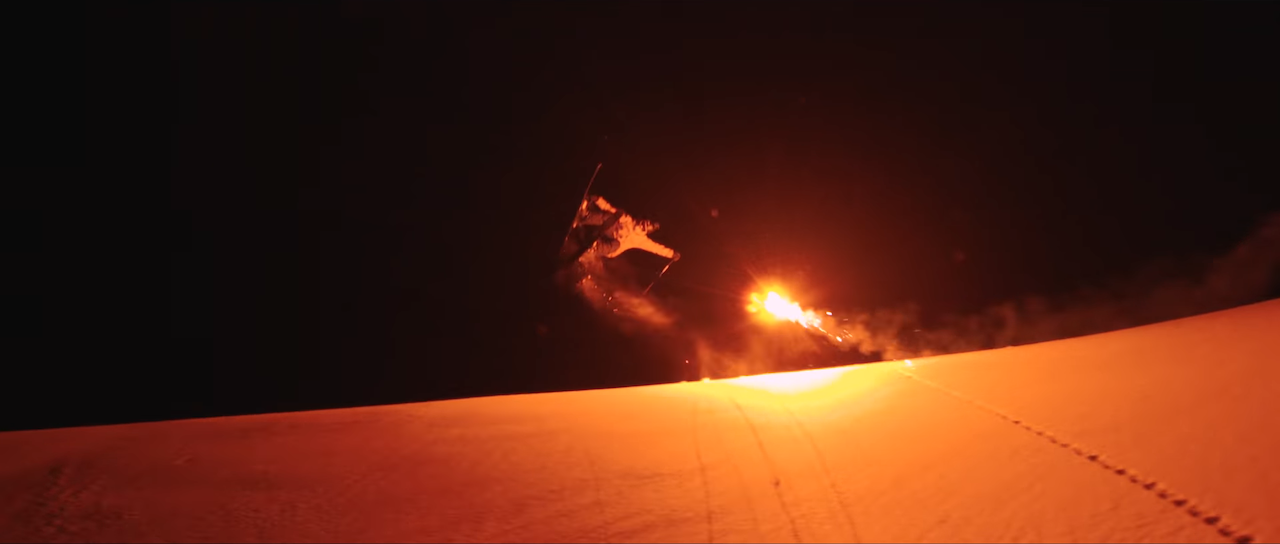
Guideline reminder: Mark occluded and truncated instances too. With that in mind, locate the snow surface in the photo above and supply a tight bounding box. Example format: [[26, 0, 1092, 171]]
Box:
[[3, 299, 1279, 543]]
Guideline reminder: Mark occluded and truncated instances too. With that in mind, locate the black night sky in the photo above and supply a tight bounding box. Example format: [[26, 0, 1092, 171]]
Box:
[[35, 2, 1280, 432]]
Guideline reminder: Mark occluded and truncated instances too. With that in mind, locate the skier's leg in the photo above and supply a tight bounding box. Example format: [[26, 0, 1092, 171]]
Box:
[[592, 237, 621, 258]]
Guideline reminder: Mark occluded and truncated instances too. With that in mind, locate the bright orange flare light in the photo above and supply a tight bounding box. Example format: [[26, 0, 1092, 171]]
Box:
[[748, 291, 824, 328], [747, 288, 854, 345]]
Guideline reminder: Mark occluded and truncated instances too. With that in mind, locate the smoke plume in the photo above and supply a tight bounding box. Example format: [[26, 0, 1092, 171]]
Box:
[[688, 323, 825, 379], [835, 212, 1280, 359]]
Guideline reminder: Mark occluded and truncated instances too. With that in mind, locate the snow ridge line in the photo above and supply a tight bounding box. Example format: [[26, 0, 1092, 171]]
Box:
[[896, 369, 1256, 544], [728, 396, 806, 543], [775, 399, 862, 544]]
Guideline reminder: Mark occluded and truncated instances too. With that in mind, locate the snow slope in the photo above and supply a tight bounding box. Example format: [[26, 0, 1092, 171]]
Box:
[[3, 299, 1278, 543]]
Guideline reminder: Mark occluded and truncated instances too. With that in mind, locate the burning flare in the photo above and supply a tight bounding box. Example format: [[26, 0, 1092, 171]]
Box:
[[749, 291, 823, 328], [747, 289, 851, 344]]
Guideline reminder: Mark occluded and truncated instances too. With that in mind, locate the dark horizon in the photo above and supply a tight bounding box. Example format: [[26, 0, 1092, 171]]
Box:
[[17, 2, 1280, 432]]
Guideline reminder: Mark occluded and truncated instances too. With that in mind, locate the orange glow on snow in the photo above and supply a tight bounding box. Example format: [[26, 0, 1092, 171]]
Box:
[[728, 366, 854, 395]]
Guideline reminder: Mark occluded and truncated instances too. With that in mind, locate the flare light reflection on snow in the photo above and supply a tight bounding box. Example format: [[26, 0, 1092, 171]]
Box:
[[728, 365, 855, 395]]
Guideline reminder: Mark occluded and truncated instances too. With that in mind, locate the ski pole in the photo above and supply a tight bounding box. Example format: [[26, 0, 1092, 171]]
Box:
[[561, 162, 604, 246], [642, 256, 677, 296]]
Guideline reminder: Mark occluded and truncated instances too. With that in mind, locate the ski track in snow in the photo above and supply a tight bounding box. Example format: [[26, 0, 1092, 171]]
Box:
[[727, 395, 805, 543], [691, 397, 714, 544], [583, 446, 611, 544], [897, 368, 1257, 544], [704, 394, 766, 538], [16, 459, 139, 544], [30, 463, 103, 540], [774, 398, 862, 544]]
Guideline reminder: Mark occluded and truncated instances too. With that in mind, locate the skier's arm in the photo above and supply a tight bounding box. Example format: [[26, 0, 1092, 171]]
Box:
[[590, 195, 618, 213]]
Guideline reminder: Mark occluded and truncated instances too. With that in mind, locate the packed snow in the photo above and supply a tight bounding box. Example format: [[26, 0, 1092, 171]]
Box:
[[3, 299, 1278, 543]]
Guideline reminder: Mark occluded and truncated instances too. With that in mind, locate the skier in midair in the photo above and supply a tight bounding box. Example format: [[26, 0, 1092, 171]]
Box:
[[561, 195, 680, 265]]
